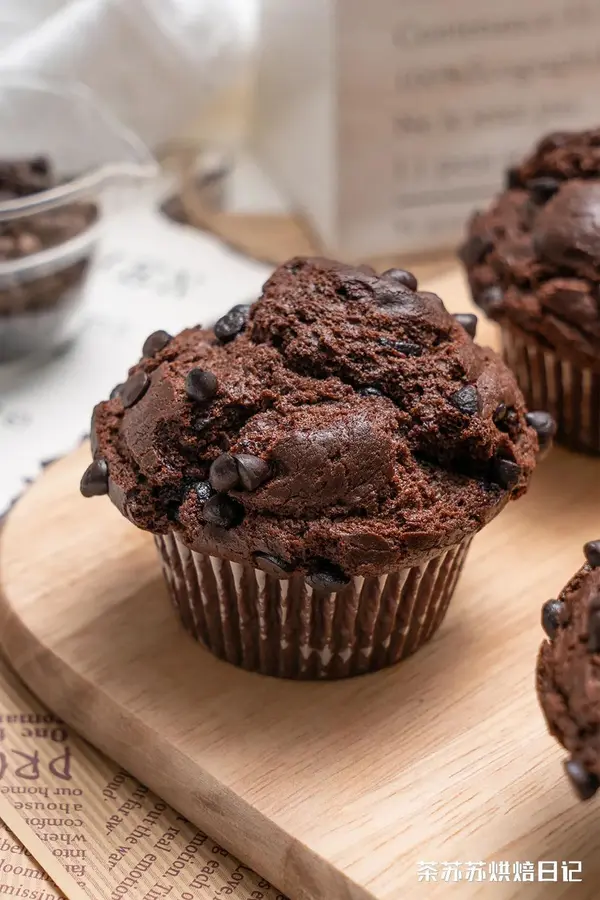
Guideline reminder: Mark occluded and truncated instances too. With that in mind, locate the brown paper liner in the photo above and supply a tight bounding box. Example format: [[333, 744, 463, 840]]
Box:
[[154, 534, 472, 679], [501, 325, 600, 454]]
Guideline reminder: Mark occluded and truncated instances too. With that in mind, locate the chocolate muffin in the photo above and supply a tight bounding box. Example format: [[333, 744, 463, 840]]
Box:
[[460, 127, 600, 454], [0, 156, 97, 362], [83, 257, 548, 679], [537, 541, 600, 801]]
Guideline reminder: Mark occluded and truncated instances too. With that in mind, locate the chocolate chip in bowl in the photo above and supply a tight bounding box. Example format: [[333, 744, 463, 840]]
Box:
[[0, 159, 99, 362], [0, 78, 156, 363]]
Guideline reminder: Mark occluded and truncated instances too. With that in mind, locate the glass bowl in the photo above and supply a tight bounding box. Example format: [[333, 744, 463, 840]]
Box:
[[0, 76, 157, 363]]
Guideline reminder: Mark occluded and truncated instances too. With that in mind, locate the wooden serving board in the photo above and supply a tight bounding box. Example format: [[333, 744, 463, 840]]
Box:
[[2, 268, 600, 900]]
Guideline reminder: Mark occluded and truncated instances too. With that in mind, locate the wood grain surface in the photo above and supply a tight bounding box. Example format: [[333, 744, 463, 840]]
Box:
[[2, 267, 600, 900]]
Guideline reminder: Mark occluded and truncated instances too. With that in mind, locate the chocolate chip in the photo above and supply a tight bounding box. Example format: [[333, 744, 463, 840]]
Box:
[[505, 166, 521, 189], [477, 285, 504, 314], [194, 416, 212, 433], [493, 458, 521, 490], [80, 458, 109, 497], [109, 383, 123, 400], [541, 598, 563, 639], [495, 404, 518, 432], [121, 371, 150, 408], [186, 368, 218, 402], [30, 156, 50, 176], [360, 387, 382, 397], [214, 304, 251, 343], [450, 384, 479, 416], [453, 313, 478, 338], [0, 157, 54, 195], [584, 540, 600, 568], [235, 454, 270, 491], [382, 268, 418, 291], [526, 411, 556, 451], [394, 341, 422, 356], [209, 454, 240, 492], [379, 337, 421, 356], [203, 494, 244, 528], [254, 553, 293, 579], [494, 403, 507, 424], [306, 562, 350, 592], [564, 759, 599, 801], [142, 329, 172, 357], [588, 609, 600, 653], [527, 177, 560, 204], [194, 481, 214, 504], [458, 234, 493, 267]]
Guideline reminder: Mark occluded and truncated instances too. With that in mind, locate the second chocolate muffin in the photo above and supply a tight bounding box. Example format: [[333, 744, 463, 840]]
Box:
[[460, 128, 600, 454], [84, 257, 547, 678]]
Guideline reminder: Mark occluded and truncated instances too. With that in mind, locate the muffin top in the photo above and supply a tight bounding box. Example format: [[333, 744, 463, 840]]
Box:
[[460, 128, 600, 369], [537, 541, 600, 801], [83, 257, 542, 578]]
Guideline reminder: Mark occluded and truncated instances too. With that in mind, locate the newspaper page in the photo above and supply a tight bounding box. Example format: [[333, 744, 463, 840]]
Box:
[[0, 658, 286, 900], [0, 819, 63, 900]]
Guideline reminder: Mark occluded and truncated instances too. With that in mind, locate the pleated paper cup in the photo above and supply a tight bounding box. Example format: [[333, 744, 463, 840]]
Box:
[[154, 533, 472, 679], [501, 324, 600, 454]]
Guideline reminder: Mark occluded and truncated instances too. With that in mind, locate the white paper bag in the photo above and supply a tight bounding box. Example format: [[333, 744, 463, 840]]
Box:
[[252, 0, 600, 259]]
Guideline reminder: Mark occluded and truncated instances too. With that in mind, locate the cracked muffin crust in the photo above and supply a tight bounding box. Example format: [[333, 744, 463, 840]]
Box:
[[82, 257, 544, 580], [537, 541, 600, 801]]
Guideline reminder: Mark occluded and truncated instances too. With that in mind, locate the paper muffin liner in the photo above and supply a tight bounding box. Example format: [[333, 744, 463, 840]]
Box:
[[501, 325, 600, 454], [154, 533, 473, 679]]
